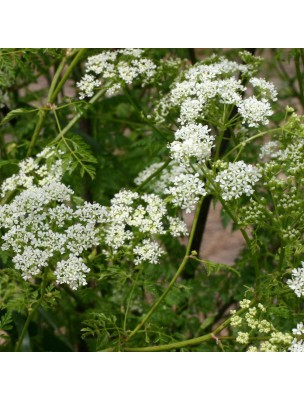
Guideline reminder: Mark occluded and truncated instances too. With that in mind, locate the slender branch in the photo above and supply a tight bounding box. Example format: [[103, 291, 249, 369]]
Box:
[[51, 88, 107, 143], [50, 49, 86, 103], [123, 302, 252, 351], [134, 159, 171, 192], [26, 110, 46, 157], [126, 196, 205, 341], [15, 268, 49, 352], [47, 52, 70, 103], [26, 49, 84, 156], [294, 53, 304, 108]]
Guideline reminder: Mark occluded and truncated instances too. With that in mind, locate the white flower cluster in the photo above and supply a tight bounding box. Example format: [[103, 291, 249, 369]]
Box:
[[0, 149, 104, 290], [275, 140, 304, 175], [287, 263, 304, 297], [237, 97, 273, 128], [289, 323, 304, 352], [168, 123, 214, 167], [0, 150, 190, 288], [164, 173, 206, 213], [99, 190, 188, 263], [238, 198, 267, 227], [259, 140, 279, 159], [292, 322, 304, 336], [156, 55, 276, 128], [250, 77, 278, 101], [289, 338, 304, 352], [215, 160, 261, 201], [77, 49, 157, 99]]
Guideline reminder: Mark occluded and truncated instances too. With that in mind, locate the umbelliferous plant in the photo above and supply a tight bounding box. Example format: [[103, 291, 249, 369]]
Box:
[[1, 48, 304, 352]]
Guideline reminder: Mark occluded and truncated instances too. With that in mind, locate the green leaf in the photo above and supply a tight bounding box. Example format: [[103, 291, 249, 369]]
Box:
[[58, 134, 97, 179], [0, 108, 38, 126]]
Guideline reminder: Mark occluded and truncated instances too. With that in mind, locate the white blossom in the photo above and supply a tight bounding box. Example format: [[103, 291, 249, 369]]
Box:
[[76, 74, 101, 100], [168, 124, 214, 166], [215, 161, 261, 201], [287, 263, 304, 297], [250, 77, 278, 101], [292, 322, 304, 336], [238, 97, 273, 127], [77, 49, 156, 99], [164, 173, 206, 213], [289, 338, 304, 352], [133, 239, 164, 265], [55, 255, 90, 290], [167, 216, 188, 237]]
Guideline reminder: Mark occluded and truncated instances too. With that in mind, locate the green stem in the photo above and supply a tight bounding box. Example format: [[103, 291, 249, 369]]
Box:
[[51, 88, 107, 143], [124, 302, 252, 352], [123, 276, 139, 332], [215, 128, 226, 160], [294, 53, 304, 108], [47, 53, 70, 103], [50, 49, 86, 103], [123, 86, 168, 141], [126, 196, 205, 341], [26, 110, 46, 157], [223, 128, 282, 160], [15, 268, 49, 352], [134, 159, 171, 192], [26, 49, 83, 156]]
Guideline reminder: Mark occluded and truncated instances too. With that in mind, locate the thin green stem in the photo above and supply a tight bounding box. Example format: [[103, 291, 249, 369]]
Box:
[[123, 276, 139, 332], [223, 128, 282, 160], [123, 302, 252, 351], [215, 128, 226, 160], [294, 53, 304, 108], [51, 88, 107, 143], [26, 110, 46, 157], [134, 159, 171, 192], [126, 196, 205, 341], [50, 49, 86, 103], [47, 53, 69, 103], [123, 86, 168, 141], [26, 49, 83, 156], [15, 268, 49, 352]]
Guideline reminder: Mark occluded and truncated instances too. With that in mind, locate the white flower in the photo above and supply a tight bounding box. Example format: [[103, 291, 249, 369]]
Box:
[[259, 141, 279, 159], [292, 322, 304, 336], [55, 255, 90, 290], [289, 338, 304, 352], [164, 173, 206, 213], [76, 74, 101, 99], [250, 77, 278, 101], [134, 161, 187, 194], [215, 161, 261, 201], [167, 216, 188, 237], [77, 49, 156, 99], [168, 124, 214, 166], [238, 96, 273, 127], [133, 239, 164, 265], [287, 263, 304, 297]]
